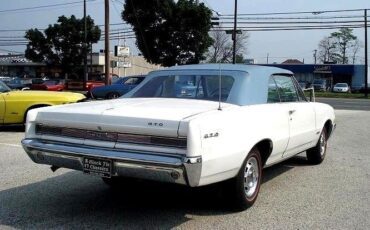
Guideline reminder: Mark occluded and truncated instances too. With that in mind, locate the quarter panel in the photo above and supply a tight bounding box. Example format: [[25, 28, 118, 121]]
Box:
[[188, 104, 290, 186]]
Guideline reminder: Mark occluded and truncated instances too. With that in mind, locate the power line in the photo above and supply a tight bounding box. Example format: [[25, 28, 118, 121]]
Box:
[[0, 48, 23, 53], [0, 0, 97, 14], [219, 20, 365, 24], [222, 8, 370, 16], [212, 25, 368, 32], [220, 15, 368, 20]]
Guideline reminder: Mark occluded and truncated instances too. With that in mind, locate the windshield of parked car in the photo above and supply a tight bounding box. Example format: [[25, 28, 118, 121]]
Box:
[[313, 79, 325, 84], [335, 83, 348, 87], [130, 75, 235, 102], [9, 79, 22, 84], [0, 81, 11, 93]]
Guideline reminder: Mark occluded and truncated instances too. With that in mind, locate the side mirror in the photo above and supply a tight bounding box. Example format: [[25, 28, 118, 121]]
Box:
[[303, 87, 315, 102]]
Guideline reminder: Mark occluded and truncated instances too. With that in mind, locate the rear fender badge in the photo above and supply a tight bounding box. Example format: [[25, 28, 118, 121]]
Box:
[[204, 132, 219, 139], [148, 122, 163, 127]]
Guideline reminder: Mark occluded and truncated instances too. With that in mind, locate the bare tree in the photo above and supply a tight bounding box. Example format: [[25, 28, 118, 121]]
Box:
[[206, 27, 249, 63], [206, 27, 230, 63], [350, 39, 363, 64], [318, 36, 336, 63]]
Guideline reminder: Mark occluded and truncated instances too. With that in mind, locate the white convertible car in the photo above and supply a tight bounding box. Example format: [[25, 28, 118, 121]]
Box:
[[22, 64, 335, 210]]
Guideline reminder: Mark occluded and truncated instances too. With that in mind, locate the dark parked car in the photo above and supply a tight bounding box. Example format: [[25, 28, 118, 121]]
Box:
[[298, 81, 307, 90], [352, 83, 370, 93], [90, 75, 145, 99], [312, 79, 329, 91], [5, 78, 32, 90]]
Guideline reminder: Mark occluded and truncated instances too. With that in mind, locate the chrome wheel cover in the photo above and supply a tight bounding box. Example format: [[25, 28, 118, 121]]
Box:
[[320, 132, 326, 156], [244, 157, 259, 198]]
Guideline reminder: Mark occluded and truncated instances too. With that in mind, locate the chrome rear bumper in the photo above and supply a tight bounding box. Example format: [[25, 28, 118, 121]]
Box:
[[22, 139, 202, 187]]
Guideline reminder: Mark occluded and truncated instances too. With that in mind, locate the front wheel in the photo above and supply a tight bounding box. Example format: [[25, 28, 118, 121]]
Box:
[[306, 128, 327, 164], [227, 147, 262, 211], [106, 92, 120, 99]]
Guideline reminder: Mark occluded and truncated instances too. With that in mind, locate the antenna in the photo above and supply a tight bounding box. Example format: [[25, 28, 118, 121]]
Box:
[[218, 63, 222, 111]]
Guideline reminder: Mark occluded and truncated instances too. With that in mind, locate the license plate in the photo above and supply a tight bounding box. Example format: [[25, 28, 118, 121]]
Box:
[[83, 157, 112, 178]]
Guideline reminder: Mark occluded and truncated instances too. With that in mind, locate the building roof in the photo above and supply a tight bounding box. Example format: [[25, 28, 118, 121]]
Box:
[[0, 54, 44, 66]]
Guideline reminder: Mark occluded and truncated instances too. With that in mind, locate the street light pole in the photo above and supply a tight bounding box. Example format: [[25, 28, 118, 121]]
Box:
[[83, 0, 87, 91], [232, 0, 237, 64], [365, 9, 368, 97], [104, 0, 110, 85]]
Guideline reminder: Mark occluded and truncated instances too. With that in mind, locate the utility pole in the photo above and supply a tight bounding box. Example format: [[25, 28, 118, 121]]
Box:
[[365, 9, 368, 97], [83, 0, 87, 91], [104, 0, 110, 86], [232, 0, 238, 64], [313, 49, 317, 64], [266, 53, 269, 64]]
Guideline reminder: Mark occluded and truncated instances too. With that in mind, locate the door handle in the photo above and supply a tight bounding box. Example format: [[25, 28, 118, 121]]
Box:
[[289, 110, 296, 115]]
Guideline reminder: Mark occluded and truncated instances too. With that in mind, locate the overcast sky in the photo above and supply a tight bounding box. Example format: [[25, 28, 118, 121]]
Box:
[[0, 0, 369, 64]]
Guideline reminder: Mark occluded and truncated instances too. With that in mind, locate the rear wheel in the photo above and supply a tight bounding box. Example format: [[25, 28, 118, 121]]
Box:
[[227, 147, 262, 211], [306, 128, 327, 164]]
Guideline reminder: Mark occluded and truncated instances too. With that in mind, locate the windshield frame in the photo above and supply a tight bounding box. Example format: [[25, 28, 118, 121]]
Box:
[[0, 80, 11, 93]]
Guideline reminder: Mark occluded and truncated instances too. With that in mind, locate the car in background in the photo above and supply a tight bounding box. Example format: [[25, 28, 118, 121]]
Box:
[[312, 79, 329, 91], [332, 83, 350, 93], [90, 75, 145, 99], [0, 76, 12, 83], [31, 79, 66, 91], [0, 80, 85, 125], [352, 83, 370, 93], [66, 73, 118, 91], [298, 81, 307, 90], [5, 78, 32, 90]]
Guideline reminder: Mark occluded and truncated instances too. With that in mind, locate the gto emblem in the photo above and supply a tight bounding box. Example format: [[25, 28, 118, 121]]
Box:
[[204, 132, 219, 139], [148, 122, 163, 127]]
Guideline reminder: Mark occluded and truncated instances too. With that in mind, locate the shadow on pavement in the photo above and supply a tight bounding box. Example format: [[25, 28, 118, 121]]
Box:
[[0, 155, 309, 229], [0, 125, 25, 132]]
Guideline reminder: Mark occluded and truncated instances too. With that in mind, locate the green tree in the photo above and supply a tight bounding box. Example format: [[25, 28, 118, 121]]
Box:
[[122, 0, 213, 66], [330, 28, 358, 64], [25, 15, 101, 75]]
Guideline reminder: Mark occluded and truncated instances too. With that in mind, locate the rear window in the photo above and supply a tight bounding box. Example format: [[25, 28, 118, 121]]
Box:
[[131, 75, 235, 102]]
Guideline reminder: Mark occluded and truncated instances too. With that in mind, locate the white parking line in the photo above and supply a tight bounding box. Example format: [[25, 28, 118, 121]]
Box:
[[0, 143, 22, 148]]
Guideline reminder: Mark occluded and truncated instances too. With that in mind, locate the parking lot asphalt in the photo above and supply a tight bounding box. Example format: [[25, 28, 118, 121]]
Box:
[[1, 109, 370, 229], [316, 97, 370, 111]]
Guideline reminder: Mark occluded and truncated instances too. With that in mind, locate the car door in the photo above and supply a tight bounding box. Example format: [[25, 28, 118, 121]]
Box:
[[264, 76, 290, 165], [273, 75, 317, 157]]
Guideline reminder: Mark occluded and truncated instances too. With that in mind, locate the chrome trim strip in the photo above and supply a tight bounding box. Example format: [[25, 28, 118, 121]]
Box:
[[36, 124, 187, 149], [22, 138, 201, 187]]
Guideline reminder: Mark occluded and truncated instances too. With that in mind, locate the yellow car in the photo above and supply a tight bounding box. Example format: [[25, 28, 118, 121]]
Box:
[[0, 80, 86, 125]]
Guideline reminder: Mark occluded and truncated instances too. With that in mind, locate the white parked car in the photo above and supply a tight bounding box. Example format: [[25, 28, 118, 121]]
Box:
[[22, 64, 336, 210], [333, 83, 350, 93]]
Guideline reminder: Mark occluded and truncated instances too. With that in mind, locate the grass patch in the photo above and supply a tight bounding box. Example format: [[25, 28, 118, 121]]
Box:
[[304, 91, 369, 99]]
